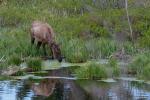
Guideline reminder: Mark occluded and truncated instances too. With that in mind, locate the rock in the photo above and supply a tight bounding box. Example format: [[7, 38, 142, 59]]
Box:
[[1, 66, 20, 76]]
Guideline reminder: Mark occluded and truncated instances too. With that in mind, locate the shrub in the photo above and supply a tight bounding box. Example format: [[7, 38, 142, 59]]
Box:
[[75, 62, 107, 80]]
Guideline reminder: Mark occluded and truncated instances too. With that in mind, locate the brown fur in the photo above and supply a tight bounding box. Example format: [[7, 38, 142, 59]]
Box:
[[30, 21, 62, 62]]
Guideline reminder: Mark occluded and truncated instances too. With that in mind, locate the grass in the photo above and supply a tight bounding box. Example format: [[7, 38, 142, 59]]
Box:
[[12, 71, 26, 76], [75, 62, 107, 80], [108, 58, 118, 68], [85, 38, 117, 59], [108, 58, 120, 77], [61, 38, 89, 63], [142, 64, 150, 80], [0, 63, 9, 70], [128, 52, 150, 80], [7, 54, 22, 66], [26, 58, 42, 71], [0, 0, 150, 75], [0, 76, 13, 81], [128, 52, 150, 74]]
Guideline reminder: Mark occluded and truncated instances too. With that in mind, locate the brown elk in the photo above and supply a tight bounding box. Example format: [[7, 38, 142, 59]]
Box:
[[30, 21, 62, 62]]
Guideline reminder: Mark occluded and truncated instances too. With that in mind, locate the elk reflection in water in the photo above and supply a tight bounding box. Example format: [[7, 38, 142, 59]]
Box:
[[31, 78, 90, 100]]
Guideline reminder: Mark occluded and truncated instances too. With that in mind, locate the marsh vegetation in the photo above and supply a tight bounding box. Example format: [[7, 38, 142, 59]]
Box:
[[0, 0, 150, 84]]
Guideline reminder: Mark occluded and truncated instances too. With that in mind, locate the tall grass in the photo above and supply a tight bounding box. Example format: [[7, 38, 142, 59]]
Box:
[[86, 38, 117, 59], [75, 62, 107, 79], [7, 54, 22, 66], [0, 0, 149, 67], [128, 52, 150, 80], [61, 38, 89, 63], [26, 58, 42, 71], [108, 58, 120, 77]]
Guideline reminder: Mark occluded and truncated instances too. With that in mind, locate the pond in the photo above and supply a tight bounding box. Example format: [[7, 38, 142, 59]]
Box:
[[0, 78, 150, 100], [0, 67, 150, 100]]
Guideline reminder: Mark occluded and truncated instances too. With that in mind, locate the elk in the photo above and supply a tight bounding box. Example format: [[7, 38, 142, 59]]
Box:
[[30, 21, 62, 62]]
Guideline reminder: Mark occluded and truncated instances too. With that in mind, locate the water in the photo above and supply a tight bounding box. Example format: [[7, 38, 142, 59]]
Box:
[[0, 67, 150, 100], [0, 79, 150, 100]]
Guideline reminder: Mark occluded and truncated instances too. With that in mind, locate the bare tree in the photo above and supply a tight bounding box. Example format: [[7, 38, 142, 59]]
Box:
[[125, 0, 134, 42]]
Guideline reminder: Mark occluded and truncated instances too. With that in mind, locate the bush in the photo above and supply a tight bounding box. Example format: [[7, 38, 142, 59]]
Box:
[[27, 58, 42, 71], [75, 62, 107, 80]]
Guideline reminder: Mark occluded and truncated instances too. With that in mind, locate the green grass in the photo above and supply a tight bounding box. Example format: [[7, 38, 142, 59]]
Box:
[[7, 54, 22, 66], [108, 58, 120, 77], [0, 63, 8, 70], [128, 52, 150, 74], [142, 64, 150, 80], [75, 62, 107, 80], [0, 76, 13, 80], [12, 71, 26, 76], [0, 0, 149, 67], [61, 38, 89, 63], [26, 58, 42, 71], [108, 58, 118, 68], [128, 52, 150, 80]]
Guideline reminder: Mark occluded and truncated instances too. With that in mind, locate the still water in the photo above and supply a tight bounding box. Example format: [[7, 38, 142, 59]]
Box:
[[0, 79, 150, 100], [0, 67, 150, 100]]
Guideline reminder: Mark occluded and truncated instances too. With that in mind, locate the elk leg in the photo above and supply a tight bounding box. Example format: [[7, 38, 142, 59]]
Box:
[[37, 41, 42, 49], [50, 47, 54, 59], [42, 43, 47, 56], [31, 37, 35, 45]]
